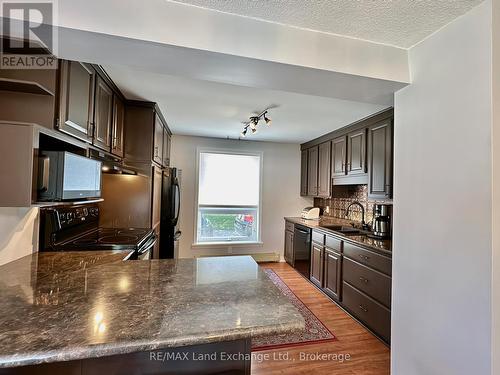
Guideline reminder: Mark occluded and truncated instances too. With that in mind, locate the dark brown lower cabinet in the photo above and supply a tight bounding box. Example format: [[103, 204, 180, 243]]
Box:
[[307, 229, 391, 344], [323, 248, 341, 301], [0, 339, 251, 375], [284, 229, 294, 266], [342, 282, 391, 343], [310, 243, 323, 287]]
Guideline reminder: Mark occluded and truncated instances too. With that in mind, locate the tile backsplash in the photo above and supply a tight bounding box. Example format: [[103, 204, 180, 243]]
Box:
[[314, 185, 375, 225]]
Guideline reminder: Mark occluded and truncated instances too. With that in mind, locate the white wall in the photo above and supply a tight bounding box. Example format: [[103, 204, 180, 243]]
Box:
[[393, 2, 492, 374], [170, 135, 311, 259], [0, 207, 39, 265]]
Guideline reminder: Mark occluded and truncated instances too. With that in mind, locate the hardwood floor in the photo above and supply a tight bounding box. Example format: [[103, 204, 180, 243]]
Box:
[[252, 262, 390, 375]]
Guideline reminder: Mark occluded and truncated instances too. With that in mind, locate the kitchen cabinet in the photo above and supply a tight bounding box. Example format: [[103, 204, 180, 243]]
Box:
[[307, 146, 318, 196], [300, 150, 308, 196], [57, 60, 95, 142], [163, 128, 171, 167], [111, 95, 125, 157], [124, 101, 171, 167], [310, 243, 323, 288], [367, 120, 393, 199], [153, 114, 164, 166], [347, 128, 366, 176], [284, 228, 294, 266], [323, 248, 341, 301], [93, 76, 113, 150], [317, 141, 331, 197], [301, 109, 392, 193], [331, 136, 347, 177]]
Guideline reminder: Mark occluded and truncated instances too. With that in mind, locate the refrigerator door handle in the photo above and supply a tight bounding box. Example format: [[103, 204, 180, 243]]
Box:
[[173, 183, 181, 224]]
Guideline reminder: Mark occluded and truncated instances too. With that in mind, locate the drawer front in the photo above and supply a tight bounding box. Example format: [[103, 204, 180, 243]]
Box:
[[342, 282, 391, 342], [285, 221, 295, 232], [344, 243, 391, 276], [325, 235, 342, 253], [312, 230, 325, 245], [343, 257, 391, 307]]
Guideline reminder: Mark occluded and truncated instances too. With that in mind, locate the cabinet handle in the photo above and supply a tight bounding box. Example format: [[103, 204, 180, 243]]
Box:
[[359, 254, 370, 261], [154, 146, 159, 157], [359, 304, 368, 313], [359, 276, 369, 284]]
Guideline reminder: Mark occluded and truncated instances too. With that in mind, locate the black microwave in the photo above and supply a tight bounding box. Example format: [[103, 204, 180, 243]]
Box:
[[37, 151, 102, 201]]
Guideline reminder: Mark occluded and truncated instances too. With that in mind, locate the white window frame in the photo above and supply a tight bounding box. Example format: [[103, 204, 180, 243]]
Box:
[[192, 147, 263, 247]]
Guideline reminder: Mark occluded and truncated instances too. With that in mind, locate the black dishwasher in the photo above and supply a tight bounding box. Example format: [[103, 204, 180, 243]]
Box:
[[293, 224, 312, 278]]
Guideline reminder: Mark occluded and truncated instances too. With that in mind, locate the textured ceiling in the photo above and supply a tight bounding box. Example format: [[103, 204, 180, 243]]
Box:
[[169, 0, 483, 48]]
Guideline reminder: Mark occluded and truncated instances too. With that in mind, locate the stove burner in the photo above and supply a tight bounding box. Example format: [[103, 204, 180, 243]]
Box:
[[99, 235, 138, 244], [117, 229, 148, 235], [73, 239, 98, 245]]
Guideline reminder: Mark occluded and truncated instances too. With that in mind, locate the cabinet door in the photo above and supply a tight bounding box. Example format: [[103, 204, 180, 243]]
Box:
[[153, 114, 164, 166], [57, 60, 95, 142], [152, 166, 162, 229], [347, 129, 366, 175], [368, 120, 393, 199], [162, 129, 171, 167], [111, 95, 125, 157], [323, 249, 341, 301], [284, 230, 294, 266], [94, 76, 113, 150], [310, 243, 323, 288], [332, 136, 347, 177], [307, 146, 319, 196], [317, 141, 331, 197], [300, 150, 308, 196]]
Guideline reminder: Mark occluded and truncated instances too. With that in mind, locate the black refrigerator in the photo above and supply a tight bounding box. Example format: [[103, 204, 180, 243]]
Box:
[[159, 168, 181, 259]]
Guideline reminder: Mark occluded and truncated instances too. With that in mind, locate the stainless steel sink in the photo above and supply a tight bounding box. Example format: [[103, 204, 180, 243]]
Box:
[[320, 225, 362, 235]]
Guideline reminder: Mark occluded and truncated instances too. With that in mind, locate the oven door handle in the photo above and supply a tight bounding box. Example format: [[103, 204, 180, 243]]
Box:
[[138, 235, 157, 255]]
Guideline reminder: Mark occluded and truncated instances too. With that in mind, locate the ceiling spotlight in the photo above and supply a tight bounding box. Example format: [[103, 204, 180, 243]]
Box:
[[264, 112, 272, 126], [240, 107, 275, 137]]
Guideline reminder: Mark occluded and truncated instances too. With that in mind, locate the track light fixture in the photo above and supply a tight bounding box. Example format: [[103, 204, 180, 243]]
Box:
[[240, 110, 273, 138]]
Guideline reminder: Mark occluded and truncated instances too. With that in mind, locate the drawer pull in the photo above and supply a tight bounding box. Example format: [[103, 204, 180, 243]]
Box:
[[359, 276, 369, 284], [359, 254, 370, 261], [359, 304, 368, 313]]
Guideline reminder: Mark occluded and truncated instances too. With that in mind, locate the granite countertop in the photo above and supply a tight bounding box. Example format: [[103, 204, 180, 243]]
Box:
[[0, 252, 304, 368], [285, 216, 392, 255]]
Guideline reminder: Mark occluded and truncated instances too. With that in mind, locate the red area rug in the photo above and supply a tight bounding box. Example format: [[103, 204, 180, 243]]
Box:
[[251, 269, 336, 351]]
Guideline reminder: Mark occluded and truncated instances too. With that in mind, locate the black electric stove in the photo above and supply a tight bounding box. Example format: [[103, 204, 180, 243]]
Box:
[[39, 204, 156, 260]]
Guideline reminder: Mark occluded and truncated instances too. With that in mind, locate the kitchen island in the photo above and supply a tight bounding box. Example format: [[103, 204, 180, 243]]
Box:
[[0, 252, 304, 374]]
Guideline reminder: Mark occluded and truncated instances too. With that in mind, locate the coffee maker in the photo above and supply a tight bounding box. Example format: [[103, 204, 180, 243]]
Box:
[[370, 204, 392, 239]]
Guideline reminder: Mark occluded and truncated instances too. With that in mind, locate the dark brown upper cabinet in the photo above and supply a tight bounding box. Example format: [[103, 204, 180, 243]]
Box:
[[300, 150, 308, 196], [57, 60, 95, 142], [153, 114, 164, 166], [331, 136, 347, 177], [347, 128, 367, 176], [111, 95, 125, 158], [307, 146, 319, 196], [367, 120, 393, 199], [93, 76, 113, 150], [317, 141, 331, 197], [162, 128, 171, 167], [124, 101, 170, 168]]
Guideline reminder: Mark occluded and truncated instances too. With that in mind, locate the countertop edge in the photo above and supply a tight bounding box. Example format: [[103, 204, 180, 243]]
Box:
[[284, 217, 392, 256], [0, 319, 305, 368]]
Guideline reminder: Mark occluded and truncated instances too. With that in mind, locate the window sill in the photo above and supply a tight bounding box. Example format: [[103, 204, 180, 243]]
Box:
[[191, 241, 264, 249]]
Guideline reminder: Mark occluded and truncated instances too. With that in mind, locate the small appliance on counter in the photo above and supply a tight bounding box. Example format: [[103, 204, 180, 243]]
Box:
[[301, 207, 320, 220], [39, 203, 156, 260], [370, 203, 392, 239]]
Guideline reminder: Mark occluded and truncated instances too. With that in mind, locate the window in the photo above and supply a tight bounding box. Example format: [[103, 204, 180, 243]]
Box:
[[195, 150, 262, 244]]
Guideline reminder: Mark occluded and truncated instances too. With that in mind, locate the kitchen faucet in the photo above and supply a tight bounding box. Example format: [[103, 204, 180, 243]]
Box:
[[345, 201, 369, 231]]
